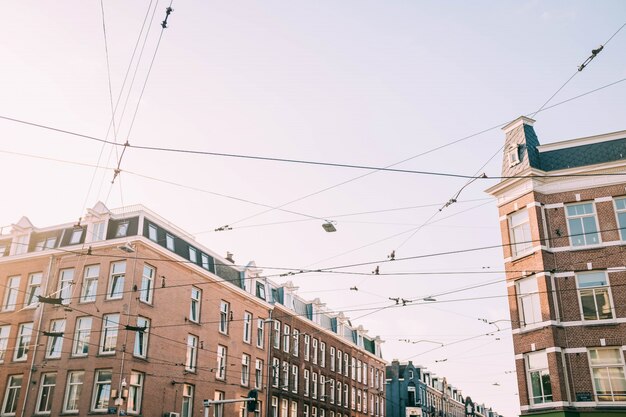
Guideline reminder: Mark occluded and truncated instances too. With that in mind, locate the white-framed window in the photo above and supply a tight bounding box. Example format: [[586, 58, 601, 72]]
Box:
[[63, 371, 84, 413], [256, 282, 266, 300], [36, 373, 56, 414], [25, 272, 42, 307], [241, 354, 250, 386], [219, 301, 229, 334], [0, 326, 9, 363], [615, 197, 626, 240], [525, 351, 552, 404], [70, 228, 84, 245], [165, 233, 175, 251], [58, 268, 74, 305], [243, 312, 252, 343], [362, 363, 368, 385], [81, 265, 99, 302], [312, 338, 319, 364], [320, 342, 326, 367], [281, 399, 288, 417], [107, 261, 125, 300], [337, 350, 342, 374], [272, 358, 280, 387], [2, 276, 20, 311], [133, 317, 150, 358], [336, 382, 342, 406], [589, 348, 626, 402], [214, 391, 224, 417], [45, 319, 65, 359], [357, 389, 362, 411], [509, 209, 532, 257], [303, 404, 309, 417], [255, 359, 263, 389], [351, 387, 356, 409], [1, 375, 22, 416], [14, 322, 33, 361], [292, 365, 299, 393], [216, 345, 227, 380], [357, 360, 362, 382], [148, 224, 158, 242], [91, 369, 112, 412], [127, 371, 143, 415], [189, 247, 197, 263], [35, 237, 56, 251], [329, 379, 335, 403], [517, 275, 542, 326], [256, 318, 264, 348], [304, 369, 310, 396], [13, 234, 28, 255], [271, 397, 279, 417], [576, 272, 613, 321], [273, 320, 281, 349], [282, 361, 289, 390], [290, 401, 298, 417], [72, 316, 92, 356], [139, 264, 155, 304], [200, 253, 210, 270], [312, 406, 318, 417], [292, 329, 299, 356], [91, 221, 105, 242], [115, 221, 129, 237], [363, 391, 367, 413], [185, 334, 198, 372], [312, 372, 318, 398], [190, 287, 201, 323], [283, 324, 291, 353], [182, 384, 194, 417], [343, 384, 348, 406], [343, 353, 349, 376], [320, 375, 326, 399], [304, 335, 310, 361], [99, 313, 119, 354], [351, 357, 356, 379], [566, 202, 600, 246]]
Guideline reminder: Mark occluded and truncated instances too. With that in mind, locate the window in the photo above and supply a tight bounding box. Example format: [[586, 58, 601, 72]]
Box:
[[186, 335, 198, 372], [281, 399, 288, 417], [615, 197, 626, 240], [320, 375, 326, 399], [337, 350, 342, 373], [312, 406, 317, 417], [242, 354, 250, 386], [272, 320, 281, 349], [517, 276, 541, 326], [243, 312, 252, 343], [526, 350, 552, 404], [35, 237, 56, 251], [292, 365, 299, 393], [271, 397, 278, 417], [320, 342, 326, 367], [336, 382, 341, 406], [189, 247, 197, 263], [272, 358, 280, 387], [99, 314, 119, 355], [216, 345, 227, 380], [127, 372, 143, 415], [304, 335, 310, 361], [36, 373, 56, 414], [351, 387, 356, 409], [148, 224, 158, 241], [312, 372, 318, 398], [115, 221, 129, 237], [2, 276, 19, 311], [362, 363, 367, 385], [133, 317, 150, 358], [81, 265, 99, 302], [312, 338, 318, 364], [181, 384, 194, 417], [290, 401, 298, 417], [351, 357, 356, 379], [283, 324, 290, 353], [577, 272, 613, 320], [107, 261, 125, 299], [292, 329, 299, 356], [1, 375, 22, 416], [92, 222, 105, 242], [63, 371, 84, 413], [200, 253, 210, 270], [566, 202, 600, 246], [357, 389, 362, 411], [190, 287, 201, 323], [304, 369, 310, 396], [329, 379, 335, 403], [343, 353, 349, 376], [58, 268, 74, 305], [24, 272, 42, 307], [91, 370, 112, 412], [166, 234, 175, 251], [13, 235, 27, 255], [219, 301, 229, 334], [139, 264, 155, 304], [214, 391, 224, 417], [72, 317, 92, 356], [0, 326, 9, 363], [255, 359, 263, 389], [14, 322, 32, 361], [70, 228, 84, 245], [256, 282, 266, 300], [509, 209, 532, 256], [45, 319, 65, 359], [282, 361, 289, 390], [303, 404, 309, 417], [343, 384, 348, 407], [589, 348, 626, 402], [257, 319, 264, 348]]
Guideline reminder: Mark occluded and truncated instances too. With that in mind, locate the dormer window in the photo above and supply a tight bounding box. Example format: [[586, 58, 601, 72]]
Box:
[[508, 145, 520, 167], [116, 221, 129, 237]]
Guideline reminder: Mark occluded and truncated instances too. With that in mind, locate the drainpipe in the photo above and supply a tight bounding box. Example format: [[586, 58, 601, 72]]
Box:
[[20, 254, 56, 417], [265, 308, 274, 417]]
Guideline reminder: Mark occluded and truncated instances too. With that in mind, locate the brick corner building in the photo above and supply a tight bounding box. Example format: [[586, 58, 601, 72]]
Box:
[[486, 116, 626, 416]]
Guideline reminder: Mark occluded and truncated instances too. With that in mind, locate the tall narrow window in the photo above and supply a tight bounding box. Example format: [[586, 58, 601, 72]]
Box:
[[213, 391, 224, 417], [320, 375, 326, 399], [282, 361, 289, 390], [92, 221, 105, 242], [256, 318, 264, 348], [281, 399, 288, 417], [312, 338, 318, 364], [517, 276, 542, 326], [336, 382, 341, 406], [139, 264, 155, 304], [186, 335, 198, 372], [1, 375, 22, 416], [320, 342, 326, 367], [526, 351, 552, 404], [304, 369, 310, 396], [0, 326, 9, 363], [343, 353, 349, 376], [509, 210, 533, 256], [127, 372, 143, 415], [2, 276, 20, 311], [330, 379, 335, 403], [189, 247, 197, 263], [291, 365, 299, 393], [58, 268, 74, 305], [577, 272, 613, 321], [290, 401, 298, 417], [271, 397, 278, 417], [148, 224, 158, 242], [243, 312, 252, 343], [25, 272, 42, 307], [337, 350, 342, 374], [343, 384, 348, 406], [589, 348, 626, 402], [14, 322, 33, 361], [133, 317, 150, 358], [36, 373, 56, 414], [241, 354, 250, 386], [615, 197, 626, 240], [351, 357, 356, 379], [63, 371, 84, 413], [81, 265, 99, 302], [190, 287, 201, 323], [216, 345, 227, 380], [107, 261, 125, 300], [283, 324, 291, 353], [272, 358, 280, 387], [91, 370, 112, 412], [566, 202, 600, 246], [165, 234, 175, 251], [181, 385, 194, 417], [201, 254, 210, 270], [219, 301, 229, 334], [72, 317, 92, 356], [312, 372, 318, 399], [304, 335, 310, 361], [99, 314, 119, 354], [46, 319, 65, 359], [273, 320, 281, 349], [255, 359, 263, 389], [292, 329, 300, 356]]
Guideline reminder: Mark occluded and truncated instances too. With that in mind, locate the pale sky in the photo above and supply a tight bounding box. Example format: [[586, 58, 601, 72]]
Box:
[[2, 2, 626, 415]]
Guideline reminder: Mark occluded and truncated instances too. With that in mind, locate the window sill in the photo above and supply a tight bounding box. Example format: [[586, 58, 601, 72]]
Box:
[[509, 251, 535, 263], [582, 319, 619, 327]]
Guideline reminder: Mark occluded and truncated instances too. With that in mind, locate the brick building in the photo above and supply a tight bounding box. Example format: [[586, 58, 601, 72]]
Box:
[[486, 117, 626, 416], [0, 203, 384, 417]]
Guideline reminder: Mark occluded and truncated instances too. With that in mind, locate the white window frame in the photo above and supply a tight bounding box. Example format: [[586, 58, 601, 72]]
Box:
[[282, 361, 289, 390], [283, 324, 290, 353], [165, 233, 175, 251], [271, 397, 278, 417], [36, 373, 56, 415], [517, 275, 542, 327], [320, 342, 326, 367], [615, 197, 626, 240], [291, 365, 298, 393], [91, 221, 105, 242], [107, 261, 125, 300], [45, 319, 65, 359], [273, 320, 281, 349], [148, 224, 158, 242], [241, 354, 251, 386], [25, 272, 42, 308], [70, 228, 84, 245], [91, 369, 112, 412], [304, 369, 310, 397], [186, 334, 198, 372], [304, 335, 310, 361], [190, 287, 201, 323], [255, 359, 263, 389], [1, 375, 22, 416], [189, 247, 197, 263], [139, 264, 155, 304], [312, 338, 318, 364], [133, 317, 150, 358], [99, 313, 119, 355], [525, 350, 552, 405], [0, 326, 9, 363], [115, 221, 129, 237], [292, 329, 299, 356], [182, 384, 194, 417], [216, 345, 227, 380], [127, 371, 143, 415], [72, 316, 92, 357], [565, 202, 601, 247], [312, 372, 318, 399], [509, 209, 533, 257], [63, 371, 84, 413], [2, 276, 20, 311], [588, 347, 626, 402], [219, 301, 229, 334], [14, 322, 33, 361], [272, 358, 280, 387], [81, 265, 99, 303], [58, 268, 74, 305], [337, 350, 342, 374], [256, 318, 264, 348], [576, 271, 614, 321], [243, 312, 252, 343]]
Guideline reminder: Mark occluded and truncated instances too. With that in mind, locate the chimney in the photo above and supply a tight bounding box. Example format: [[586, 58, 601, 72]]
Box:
[[226, 252, 235, 263]]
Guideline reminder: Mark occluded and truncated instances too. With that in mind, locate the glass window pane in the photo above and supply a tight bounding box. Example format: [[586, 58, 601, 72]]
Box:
[[568, 218, 584, 246], [577, 272, 607, 288]]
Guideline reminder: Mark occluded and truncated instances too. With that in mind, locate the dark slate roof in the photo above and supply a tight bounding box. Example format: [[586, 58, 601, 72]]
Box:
[[538, 138, 626, 171]]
